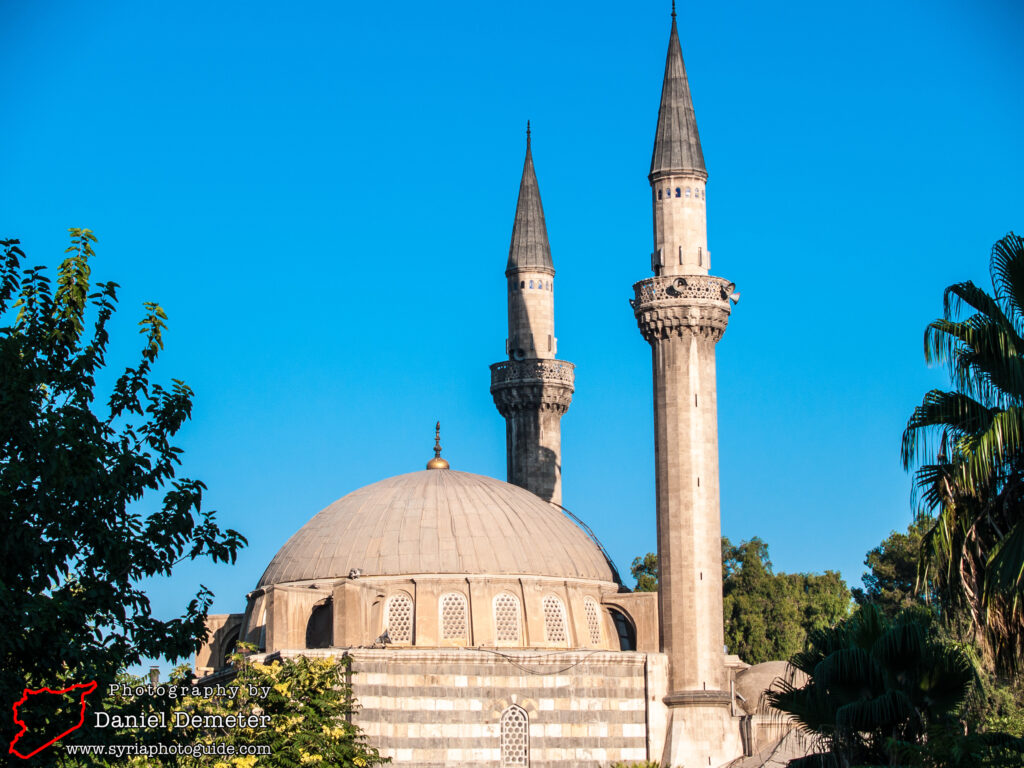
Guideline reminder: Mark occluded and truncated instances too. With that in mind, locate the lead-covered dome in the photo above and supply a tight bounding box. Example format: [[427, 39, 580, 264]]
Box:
[[258, 469, 617, 586]]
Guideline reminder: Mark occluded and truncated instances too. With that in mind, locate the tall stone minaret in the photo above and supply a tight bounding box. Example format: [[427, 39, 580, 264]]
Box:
[[631, 8, 741, 767], [490, 125, 574, 505]]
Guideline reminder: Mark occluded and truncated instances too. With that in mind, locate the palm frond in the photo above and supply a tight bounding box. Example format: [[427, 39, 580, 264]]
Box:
[[989, 232, 1024, 330], [959, 407, 1024, 491], [986, 519, 1024, 597], [926, 316, 1024, 402], [902, 390, 993, 470], [942, 280, 1011, 329], [835, 689, 916, 731]]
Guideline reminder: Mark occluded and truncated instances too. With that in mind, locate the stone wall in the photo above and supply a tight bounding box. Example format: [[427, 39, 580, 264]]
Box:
[[195, 613, 244, 677], [312, 648, 668, 768]]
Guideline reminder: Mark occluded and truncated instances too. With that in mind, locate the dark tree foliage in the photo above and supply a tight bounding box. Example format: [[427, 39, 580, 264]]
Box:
[[767, 605, 1024, 768], [630, 539, 851, 664], [852, 515, 936, 619], [0, 231, 245, 754]]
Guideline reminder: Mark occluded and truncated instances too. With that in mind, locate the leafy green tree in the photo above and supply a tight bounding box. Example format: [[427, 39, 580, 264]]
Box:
[[766, 605, 1024, 768], [902, 232, 1024, 672], [630, 552, 658, 592], [173, 649, 388, 767], [852, 515, 936, 619], [722, 537, 850, 664], [0, 232, 245, 758], [630, 539, 851, 664]]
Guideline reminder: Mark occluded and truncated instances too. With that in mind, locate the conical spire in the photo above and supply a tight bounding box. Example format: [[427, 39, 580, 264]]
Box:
[[649, 9, 706, 180], [507, 121, 553, 273]]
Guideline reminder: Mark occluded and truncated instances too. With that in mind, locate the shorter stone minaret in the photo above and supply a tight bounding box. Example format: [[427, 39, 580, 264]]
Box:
[[490, 125, 574, 505]]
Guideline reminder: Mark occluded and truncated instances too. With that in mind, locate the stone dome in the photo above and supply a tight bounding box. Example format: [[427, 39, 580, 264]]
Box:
[[258, 469, 618, 586]]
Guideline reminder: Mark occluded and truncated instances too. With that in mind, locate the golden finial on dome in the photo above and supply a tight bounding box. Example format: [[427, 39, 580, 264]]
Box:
[[426, 421, 450, 470]]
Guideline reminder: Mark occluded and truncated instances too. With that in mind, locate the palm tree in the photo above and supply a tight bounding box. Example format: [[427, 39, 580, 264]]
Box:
[[901, 232, 1024, 672], [765, 605, 978, 767]]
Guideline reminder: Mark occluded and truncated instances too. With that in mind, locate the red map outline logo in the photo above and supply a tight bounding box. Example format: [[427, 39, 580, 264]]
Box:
[[9, 681, 98, 759]]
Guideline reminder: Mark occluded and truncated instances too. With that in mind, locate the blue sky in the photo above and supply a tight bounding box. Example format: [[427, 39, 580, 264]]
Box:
[[3, 1, 1023, 667]]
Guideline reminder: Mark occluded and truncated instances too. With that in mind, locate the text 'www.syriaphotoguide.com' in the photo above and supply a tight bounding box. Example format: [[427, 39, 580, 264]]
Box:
[[65, 743, 271, 758]]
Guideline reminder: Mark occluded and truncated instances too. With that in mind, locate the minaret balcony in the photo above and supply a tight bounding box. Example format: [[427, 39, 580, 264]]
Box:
[[489, 359, 575, 416], [490, 359, 575, 388], [631, 275, 734, 343], [631, 274, 734, 307]]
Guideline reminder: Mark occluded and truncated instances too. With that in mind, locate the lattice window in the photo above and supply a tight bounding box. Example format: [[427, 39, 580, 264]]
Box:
[[440, 592, 468, 641], [494, 593, 521, 643], [500, 705, 529, 767], [543, 595, 567, 644], [385, 593, 413, 644], [584, 597, 601, 646]]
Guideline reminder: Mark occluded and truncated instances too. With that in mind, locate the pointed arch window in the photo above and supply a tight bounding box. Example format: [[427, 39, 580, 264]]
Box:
[[494, 593, 522, 644], [584, 597, 602, 646], [542, 595, 567, 644], [440, 592, 468, 641], [500, 705, 529, 767], [384, 592, 414, 644]]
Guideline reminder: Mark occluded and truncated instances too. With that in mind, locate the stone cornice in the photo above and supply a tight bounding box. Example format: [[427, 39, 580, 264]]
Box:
[[663, 690, 732, 708], [505, 265, 556, 278], [648, 168, 709, 185]]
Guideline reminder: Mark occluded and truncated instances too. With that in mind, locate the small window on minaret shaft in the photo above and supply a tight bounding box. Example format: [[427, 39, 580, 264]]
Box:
[[658, 189, 662, 200], [520, 281, 525, 289], [675, 187, 681, 197], [685, 187, 691, 197], [529, 280, 534, 289]]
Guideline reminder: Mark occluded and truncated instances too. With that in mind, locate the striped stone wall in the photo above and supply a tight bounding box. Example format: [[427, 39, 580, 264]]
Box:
[[341, 648, 667, 768]]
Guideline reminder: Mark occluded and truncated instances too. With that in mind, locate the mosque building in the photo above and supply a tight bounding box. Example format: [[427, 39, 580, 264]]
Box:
[[196, 9, 800, 767]]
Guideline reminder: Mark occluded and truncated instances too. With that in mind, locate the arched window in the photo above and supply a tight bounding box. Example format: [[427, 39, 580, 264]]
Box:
[[609, 608, 636, 651], [305, 598, 333, 649], [440, 592, 468, 641], [657, 189, 663, 200], [542, 595, 567, 644], [674, 187, 681, 197], [385, 592, 414, 644], [500, 705, 529, 767], [529, 280, 534, 289], [494, 593, 521, 643], [685, 187, 691, 197], [584, 597, 601, 646], [220, 626, 241, 669]]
